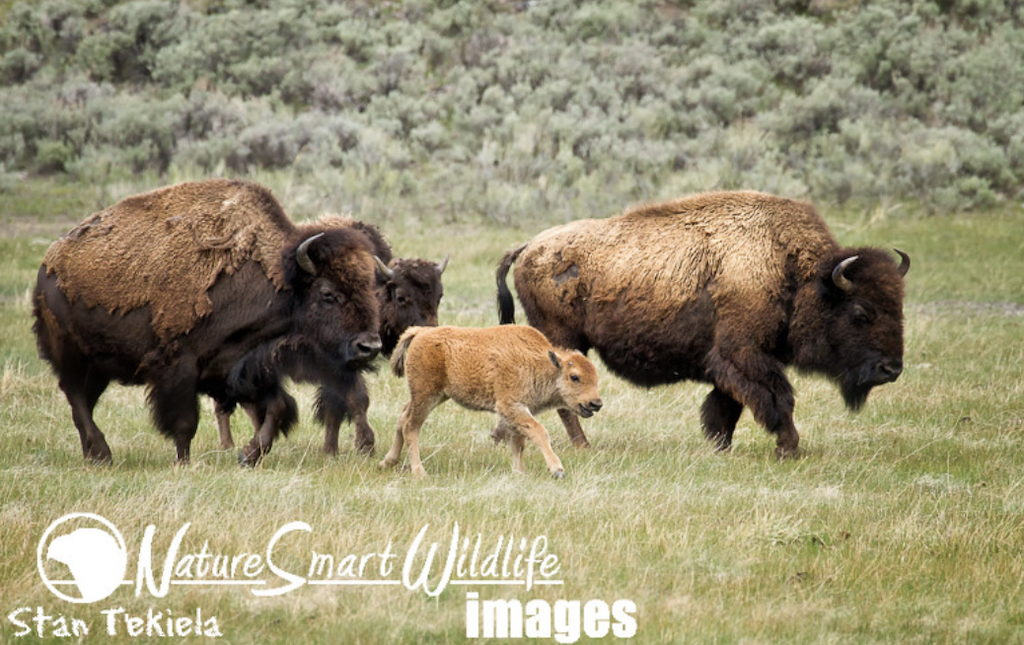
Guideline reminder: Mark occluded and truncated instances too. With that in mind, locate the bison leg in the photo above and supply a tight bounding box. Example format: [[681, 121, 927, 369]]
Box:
[[62, 369, 112, 463], [557, 409, 591, 448], [213, 399, 235, 449], [318, 380, 375, 456], [700, 387, 744, 451], [499, 404, 565, 479], [707, 347, 800, 459], [150, 367, 199, 465], [239, 390, 298, 467]]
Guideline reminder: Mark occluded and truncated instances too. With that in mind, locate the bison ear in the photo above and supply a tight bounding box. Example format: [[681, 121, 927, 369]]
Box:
[[548, 350, 562, 369]]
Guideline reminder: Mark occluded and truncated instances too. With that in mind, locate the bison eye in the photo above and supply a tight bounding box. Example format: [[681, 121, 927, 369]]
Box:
[[320, 288, 343, 305], [570, 374, 581, 383], [852, 304, 873, 324]]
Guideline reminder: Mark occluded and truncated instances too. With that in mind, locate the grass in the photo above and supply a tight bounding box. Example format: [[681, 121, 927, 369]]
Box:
[[1, 177, 1023, 643]]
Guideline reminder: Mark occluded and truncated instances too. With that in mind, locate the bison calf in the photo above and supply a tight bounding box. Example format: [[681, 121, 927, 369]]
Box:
[[382, 326, 604, 478]]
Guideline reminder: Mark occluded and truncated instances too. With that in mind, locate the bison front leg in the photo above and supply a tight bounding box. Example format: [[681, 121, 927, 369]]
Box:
[[238, 390, 298, 467], [700, 387, 744, 451], [150, 362, 200, 465], [317, 380, 375, 456], [707, 347, 800, 459]]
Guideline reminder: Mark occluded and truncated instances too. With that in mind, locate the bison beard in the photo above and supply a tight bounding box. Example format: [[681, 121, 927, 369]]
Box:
[[497, 190, 910, 458]]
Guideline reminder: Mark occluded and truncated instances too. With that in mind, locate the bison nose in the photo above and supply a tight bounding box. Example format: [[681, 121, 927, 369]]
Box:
[[588, 399, 604, 413], [350, 332, 382, 361], [878, 358, 903, 382]]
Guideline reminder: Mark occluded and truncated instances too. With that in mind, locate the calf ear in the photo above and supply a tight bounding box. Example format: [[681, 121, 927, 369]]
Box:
[[548, 350, 562, 369]]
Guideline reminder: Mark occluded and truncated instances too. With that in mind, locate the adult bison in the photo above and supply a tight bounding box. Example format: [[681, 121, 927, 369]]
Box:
[[496, 190, 910, 458], [33, 179, 382, 466], [213, 224, 448, 456]]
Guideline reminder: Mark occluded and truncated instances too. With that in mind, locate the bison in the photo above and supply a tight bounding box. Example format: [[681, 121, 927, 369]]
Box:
[[496, 190, 910, 458], [32, 179, 382, 466], [213, 236, 448, 456], [383, 325, 604, 478]]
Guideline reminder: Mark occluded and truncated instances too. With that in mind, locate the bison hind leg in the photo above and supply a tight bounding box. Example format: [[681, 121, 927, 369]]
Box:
[[61, 367, 113, 463], [701, 387, 744, 451]]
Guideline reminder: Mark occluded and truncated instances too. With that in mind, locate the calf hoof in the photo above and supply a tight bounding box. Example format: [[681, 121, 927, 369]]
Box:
[[490, 426, 507, 444], [551, 469, 566, 480]]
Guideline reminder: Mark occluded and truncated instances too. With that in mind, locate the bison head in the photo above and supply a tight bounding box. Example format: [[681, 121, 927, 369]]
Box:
[[549, 349, 604, 419], [800, 247, 910, 411], [283, 228, 382, 369], [375, 255, 447, 355]]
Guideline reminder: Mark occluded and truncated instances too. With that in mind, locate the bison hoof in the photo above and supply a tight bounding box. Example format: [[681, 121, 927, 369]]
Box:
[[354, 440, 375, 456], [775, 445, 800, 460], [238, 446, 264, 468], [571, 438, 591, 449], [552, 470, 566, 480]]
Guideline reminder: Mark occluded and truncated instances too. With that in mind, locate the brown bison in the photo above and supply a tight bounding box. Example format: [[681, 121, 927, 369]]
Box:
[[496, 190, 910, 458], [32, 179, 382, 466], [213, 234, 448, 456], [383, 325, 604, 478]]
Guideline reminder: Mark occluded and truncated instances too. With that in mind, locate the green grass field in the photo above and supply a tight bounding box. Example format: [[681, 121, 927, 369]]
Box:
[[2, 178, 1023, 644]]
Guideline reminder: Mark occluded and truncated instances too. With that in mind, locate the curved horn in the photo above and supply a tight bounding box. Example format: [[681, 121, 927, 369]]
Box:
[[894, 248, 910, 277], [831, 255, 859, 292], [374, 255, 395, 279], [436, 254, 450, 275], [296, 232, 324, 275]]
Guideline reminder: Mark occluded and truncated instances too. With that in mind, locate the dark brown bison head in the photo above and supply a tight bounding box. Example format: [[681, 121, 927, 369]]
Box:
[[283, 228, 382, 368], [800, 247, 910, 411], [374, 255, 447, 355]]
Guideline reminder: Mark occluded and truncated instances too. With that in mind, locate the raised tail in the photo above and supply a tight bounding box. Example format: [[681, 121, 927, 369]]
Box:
[[496, 243, 527, 325], [390, 326, 425, 378]]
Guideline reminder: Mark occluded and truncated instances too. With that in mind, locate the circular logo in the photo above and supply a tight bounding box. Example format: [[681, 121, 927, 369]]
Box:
[[37, 513, 128, 604]]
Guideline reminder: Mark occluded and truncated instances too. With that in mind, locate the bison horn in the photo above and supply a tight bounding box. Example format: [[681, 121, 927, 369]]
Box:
[[374, 255, 395, 279], [831, 255, 859, 292], [296, 232, 325, 275], [894, 248, 910, 277], [436, 254, 450, 275]]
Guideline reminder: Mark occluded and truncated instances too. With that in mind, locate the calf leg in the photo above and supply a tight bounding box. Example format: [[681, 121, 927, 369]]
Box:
[[61, 367, 112, 463], [557, 409, 591, 448], [380, 397, 440, 477], [509, 432, 526, 474], [701, 387, 744, 451], [499, 404, 565, 478]]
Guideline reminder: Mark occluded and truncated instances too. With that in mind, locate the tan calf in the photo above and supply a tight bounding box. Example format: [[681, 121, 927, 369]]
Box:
[[383, 325, 604, 478]]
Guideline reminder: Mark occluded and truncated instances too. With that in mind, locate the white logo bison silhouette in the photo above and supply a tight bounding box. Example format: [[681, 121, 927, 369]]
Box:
[[37, 513, 128, 604]]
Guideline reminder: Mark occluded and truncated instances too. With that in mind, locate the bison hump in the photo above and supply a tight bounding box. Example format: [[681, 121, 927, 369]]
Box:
[[42, 180, 292, 343]]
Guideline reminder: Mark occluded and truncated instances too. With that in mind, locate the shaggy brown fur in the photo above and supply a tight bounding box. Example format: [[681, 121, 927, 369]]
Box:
[[383, 325, 604, 478], [497, 190, 910, 458], [43, 179, 295, 342], [33, 179, 383, 466]]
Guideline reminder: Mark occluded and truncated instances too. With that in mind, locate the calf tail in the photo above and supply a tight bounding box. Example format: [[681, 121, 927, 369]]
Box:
[[496, 243, 527, 325], [391, 327, 424, 378]]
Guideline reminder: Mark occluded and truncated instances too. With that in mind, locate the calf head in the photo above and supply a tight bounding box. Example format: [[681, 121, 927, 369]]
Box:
[[283, 229, 382, 369], [549, 349, 604, 418], [375, 255, 447, 355], [813, 247, 910, 410]]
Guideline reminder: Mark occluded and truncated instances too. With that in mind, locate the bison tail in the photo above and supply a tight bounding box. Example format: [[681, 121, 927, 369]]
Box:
[[391, 327, 423, 378], [496, 243, 527, 325]]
